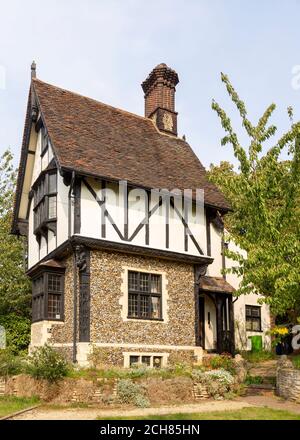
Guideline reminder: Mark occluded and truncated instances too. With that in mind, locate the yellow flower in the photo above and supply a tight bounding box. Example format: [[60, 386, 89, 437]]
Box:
[[271, 326, 289, 336]]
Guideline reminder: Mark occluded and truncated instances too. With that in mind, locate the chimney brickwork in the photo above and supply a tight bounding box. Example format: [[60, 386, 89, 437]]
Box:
[[142, 63, 179, 136]]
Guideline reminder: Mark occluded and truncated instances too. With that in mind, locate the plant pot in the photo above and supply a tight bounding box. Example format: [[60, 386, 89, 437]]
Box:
[[275, 342, 283, 355]]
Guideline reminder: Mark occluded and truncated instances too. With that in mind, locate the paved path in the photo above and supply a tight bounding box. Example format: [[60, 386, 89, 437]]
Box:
[[11, 401, 253, 420]]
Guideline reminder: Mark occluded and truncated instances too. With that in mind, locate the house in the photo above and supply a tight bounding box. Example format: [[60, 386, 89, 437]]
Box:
[[12, 62, 271, 367]]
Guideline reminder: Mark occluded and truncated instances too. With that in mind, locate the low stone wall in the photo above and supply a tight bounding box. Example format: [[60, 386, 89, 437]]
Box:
[[4, 374, 117, 403], [276, 356, 300, 402], [2, 374, 196, 405]]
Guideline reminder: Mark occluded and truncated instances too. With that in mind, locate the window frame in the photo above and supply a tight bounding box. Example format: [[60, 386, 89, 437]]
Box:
[[127, 271, 163, 321], [32, 269, 65, 323], [128, 354, 164, 368], [33, 170, 57, 234], [245, 305, 262, 332]]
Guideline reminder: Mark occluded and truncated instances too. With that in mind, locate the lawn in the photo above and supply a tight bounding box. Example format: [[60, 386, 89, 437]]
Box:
[[100, 407, 300, 420], [0, 396, 39, 418]]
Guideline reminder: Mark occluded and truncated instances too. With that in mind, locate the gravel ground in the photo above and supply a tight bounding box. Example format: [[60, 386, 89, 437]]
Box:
[[11, 400, 252, 420], [238, 395, 300, 414], [10, 394, 300, 420]]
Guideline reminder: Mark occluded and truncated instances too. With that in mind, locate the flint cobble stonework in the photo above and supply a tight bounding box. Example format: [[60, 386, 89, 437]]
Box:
[[276, 357, 300, 402], [51, 256, 74, 344], [90, 250, 195, 346], [34, 249, 198, 366]]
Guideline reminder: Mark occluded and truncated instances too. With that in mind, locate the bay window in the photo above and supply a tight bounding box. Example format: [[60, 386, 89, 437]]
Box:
[[33, 170, 57, 234]]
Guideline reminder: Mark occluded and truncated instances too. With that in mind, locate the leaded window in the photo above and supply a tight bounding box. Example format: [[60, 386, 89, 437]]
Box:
[[245, 305, 261, 331], [33, 171, 57, 233], [32, 271, 64, 322], [128, 271, 162, 320]]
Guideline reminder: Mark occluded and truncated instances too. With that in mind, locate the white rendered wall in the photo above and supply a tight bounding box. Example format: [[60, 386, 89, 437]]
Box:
[[79, 178, 208, 258], [225, 240, 271, 350]]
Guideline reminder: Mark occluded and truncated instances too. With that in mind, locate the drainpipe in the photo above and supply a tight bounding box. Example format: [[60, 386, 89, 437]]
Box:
[[72, 241, 78, 364], [69, 170, 77, 364]]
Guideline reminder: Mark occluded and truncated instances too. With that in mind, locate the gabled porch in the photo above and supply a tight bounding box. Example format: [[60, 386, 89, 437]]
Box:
[[196, 275, 235, 355]]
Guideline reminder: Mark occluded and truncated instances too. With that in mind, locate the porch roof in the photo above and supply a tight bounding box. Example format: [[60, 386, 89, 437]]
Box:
[[199, 276, 236, 294]]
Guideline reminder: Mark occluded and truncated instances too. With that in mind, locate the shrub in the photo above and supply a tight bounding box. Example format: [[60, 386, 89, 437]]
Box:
[[0, 314, 31, 354], [26, 344, 69, 382], [208, 354, 236, 375], [0, 349, 24, 377], [133, 394, 150, 408], [205, 368, 235, 385], [128, 365, 149, 379], [117, 379, 150, 407], [192, 368, 235, 400]]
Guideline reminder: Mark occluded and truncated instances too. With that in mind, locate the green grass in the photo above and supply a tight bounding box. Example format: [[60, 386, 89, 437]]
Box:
[[244, 375, 264, 385], [99, 407, 300, 420], [241, 350, 275, 363], [292, 355, 300, 370], [66, 364, 198, 381], [0, 396, 40, 418]]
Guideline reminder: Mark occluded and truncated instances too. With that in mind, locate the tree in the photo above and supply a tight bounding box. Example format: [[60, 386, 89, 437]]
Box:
[[210, 73, 300, 318], [0, 149, 31, 317]]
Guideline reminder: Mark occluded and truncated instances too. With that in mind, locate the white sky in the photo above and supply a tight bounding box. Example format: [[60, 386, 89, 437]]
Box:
[[1, 0, 300, 169]]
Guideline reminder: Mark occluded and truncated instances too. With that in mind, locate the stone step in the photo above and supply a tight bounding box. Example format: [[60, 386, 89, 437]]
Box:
[[246, 384, 276, 396], [193, 383, 209, 400], [0, 378, 6, 396]]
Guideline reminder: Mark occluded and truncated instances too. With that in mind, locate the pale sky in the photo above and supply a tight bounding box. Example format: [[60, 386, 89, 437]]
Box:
[[1, 0, 300, 169]]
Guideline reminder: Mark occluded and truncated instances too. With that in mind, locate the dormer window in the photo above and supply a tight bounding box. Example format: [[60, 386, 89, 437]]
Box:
[[33, 170, 57, 235]]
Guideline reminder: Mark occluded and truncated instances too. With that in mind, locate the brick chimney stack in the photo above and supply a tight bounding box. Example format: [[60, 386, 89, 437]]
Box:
[[142, 63, 179, 136]]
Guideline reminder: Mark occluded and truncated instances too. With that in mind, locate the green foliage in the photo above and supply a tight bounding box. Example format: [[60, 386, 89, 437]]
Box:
[[207, 354, 236, 375], [116, 379, 150, 407], [210, 74, 300, 316], [0, 313, 31, 354], [0, 150, 31, 317], [241, 350, 275, 363], [67, 362, 194, 381], [26, 344, 69, 383], [0, 349, 24, 377], [244, 374, 264, 385], [192, 368, 236, 399], [292, 355, 300, 370]]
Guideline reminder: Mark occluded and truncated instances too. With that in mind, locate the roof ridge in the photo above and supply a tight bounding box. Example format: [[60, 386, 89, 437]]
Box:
[[32, 78, 189, 143], [32, 78, 153, 125]]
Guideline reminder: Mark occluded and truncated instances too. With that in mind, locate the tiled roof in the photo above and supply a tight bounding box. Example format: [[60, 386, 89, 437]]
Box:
[[32, 79, 230, 210], [199, 276, 236, 294]]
